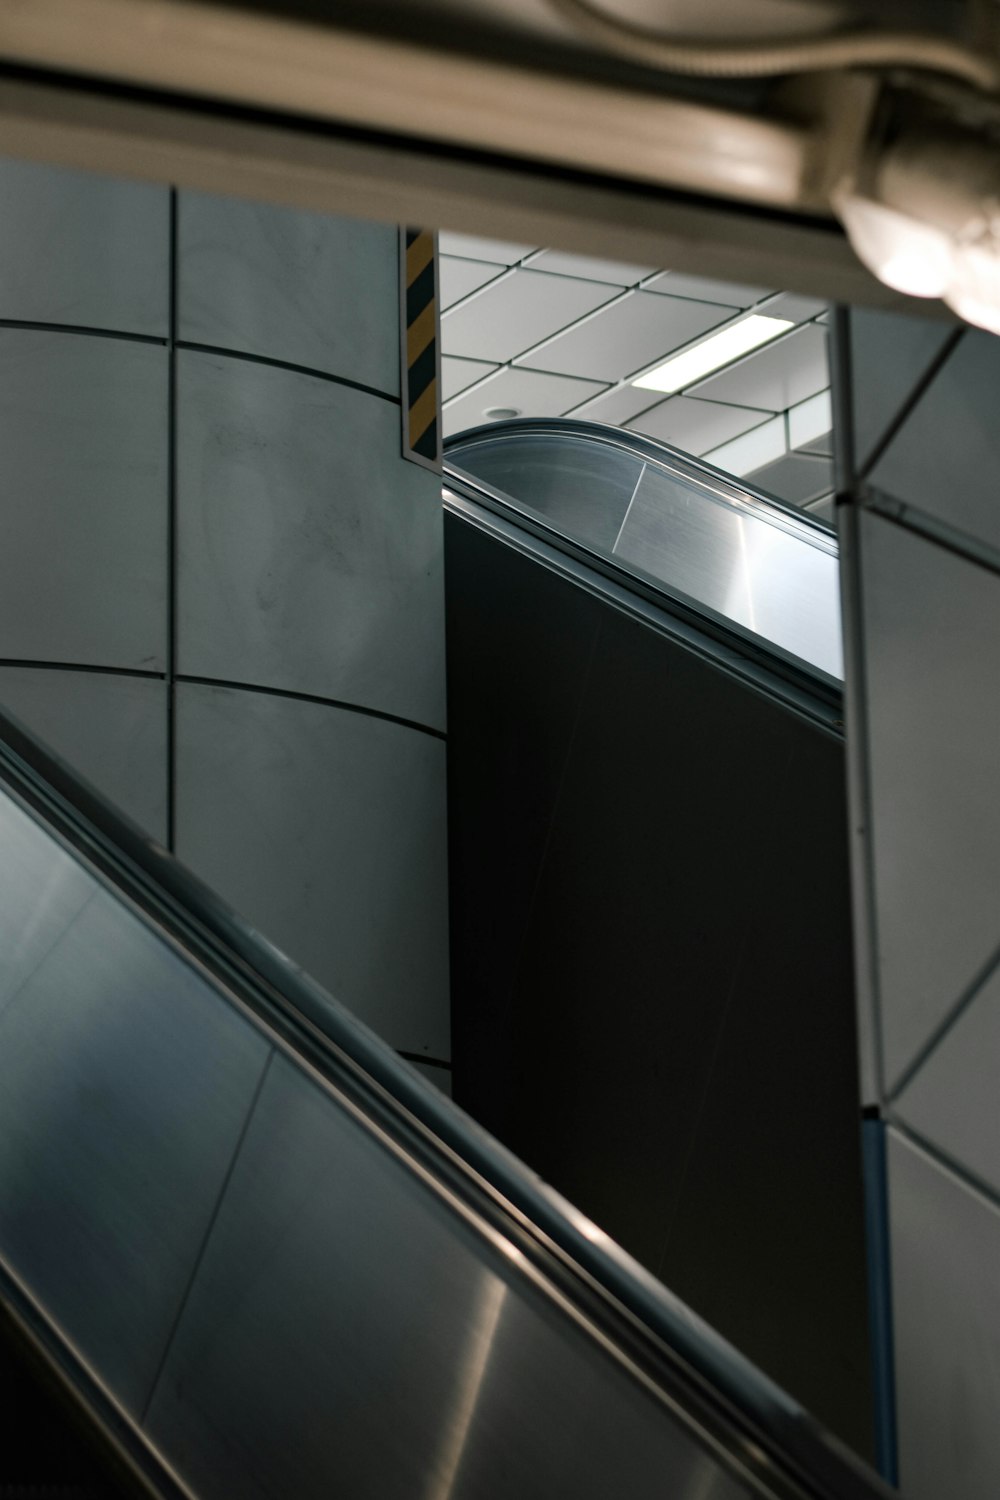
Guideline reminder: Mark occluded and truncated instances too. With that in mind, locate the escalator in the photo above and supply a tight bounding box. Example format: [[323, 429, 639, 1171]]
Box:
[[0, 421, 890, 1500], [442, 423, 882, 1466]]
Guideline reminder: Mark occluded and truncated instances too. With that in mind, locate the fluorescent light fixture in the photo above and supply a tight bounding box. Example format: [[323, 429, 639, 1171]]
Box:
[[632, 314, 793, 394]]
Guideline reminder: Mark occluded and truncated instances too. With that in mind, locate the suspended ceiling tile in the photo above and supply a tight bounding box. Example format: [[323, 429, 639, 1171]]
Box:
[[564, 384, 663, 426], [788, 389, 833, 453], [745, 452, 832, 507], [642, 271, 770, 307], [691, 324, 828, 410], [442, 269, 618, 364], [759, 291, 828, 324], [627, 395, 772, 456], [443, 367, 607, 438], [895, 963, 1000, 1198], [438, 232, 537, 264], [848, 307, 955, 475], [516, 291, 734, 383], [867, 330, 1000, 552], [703, 415, 785, 478], [524, 249, 656, 285], [804, 493, 836, 525], [440, 256, 505, 311], [887, 1128, 1000, 1500], [859, 509, 1000, 1093], [442, 356, 498, 402]]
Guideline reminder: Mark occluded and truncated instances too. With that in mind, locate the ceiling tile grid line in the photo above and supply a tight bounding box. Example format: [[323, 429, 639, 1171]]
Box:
[[439, 234, 831, 514]]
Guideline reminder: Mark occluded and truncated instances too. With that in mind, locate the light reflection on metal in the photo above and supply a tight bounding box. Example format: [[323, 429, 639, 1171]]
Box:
[[447, 421, 843, 681], [427, 1277, 507, 1500]]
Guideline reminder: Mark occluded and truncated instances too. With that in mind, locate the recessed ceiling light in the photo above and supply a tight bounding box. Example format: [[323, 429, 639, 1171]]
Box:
[[631, 314, 794, 394], [483, 406, 522, 420]]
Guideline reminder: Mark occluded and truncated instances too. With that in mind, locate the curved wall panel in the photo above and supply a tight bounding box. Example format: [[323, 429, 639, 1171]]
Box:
[[0, 158, 449, 1069]]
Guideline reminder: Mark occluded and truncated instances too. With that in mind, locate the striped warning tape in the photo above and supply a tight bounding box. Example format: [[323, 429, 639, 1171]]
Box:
[[401, 227, 441, 471]]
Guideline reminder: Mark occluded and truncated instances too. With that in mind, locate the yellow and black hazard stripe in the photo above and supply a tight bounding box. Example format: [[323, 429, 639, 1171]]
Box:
[[401, 228, 441, 470]]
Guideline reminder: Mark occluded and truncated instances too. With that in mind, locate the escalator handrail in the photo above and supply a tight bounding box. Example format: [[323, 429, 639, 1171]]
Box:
[[0, 706, 887, 1500], [444, 416, 837, 548]]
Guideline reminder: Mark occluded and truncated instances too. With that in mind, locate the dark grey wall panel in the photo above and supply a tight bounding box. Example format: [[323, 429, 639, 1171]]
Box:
[[858, 510, 1000, 1092], [176, 352, 445, 731], [146, 1054, 746, 1500], [0, 879, 269, 1415], [446, 515, 873, 1457], [0, 793, 94, 1013], [0, 160, 169, 336], [0, 667, 168, 844], [887, 1129, 1000, 1500], [178, 192, 400, 395], [868, 331, 1000, 551], [0, 331, 168, 670], [175, 683, 449, 1058], [846, 308, 954, 474]]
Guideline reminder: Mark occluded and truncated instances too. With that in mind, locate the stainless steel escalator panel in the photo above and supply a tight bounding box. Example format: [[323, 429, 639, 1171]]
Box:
[[0, 792, 271, 1416], [614, 462, 842, 679], [0, 773, 760, 1500], [446, 422, 842, 681], [0, 793, 93, 1013], [145, 1052, 752, 1500]]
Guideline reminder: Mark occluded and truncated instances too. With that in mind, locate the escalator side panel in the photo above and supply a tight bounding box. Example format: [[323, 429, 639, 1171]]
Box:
[[446, 514, 874, 1459], [0, 792, 271, 1416], [0, 774, 763, 1500], [144, 1053, 750, 1500]]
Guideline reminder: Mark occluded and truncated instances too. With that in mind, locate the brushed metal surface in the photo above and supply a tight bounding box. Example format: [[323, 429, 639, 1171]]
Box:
[[868, 330, 1000, 550], [178, 190, 400, 395], [176, 351, 445, 731], [174, 682, 450, 1058], [0, 157, 169, 336], [0, 813, 270, 1414], [0, 792, 94, 1014], [0, 330, 167, 671], [616, 462, 840, 675], [450, 425, 841, 678], [887, 1128, 1000, 1500], [845, 307, 953, 475], [146, 1053, 751, 1500], [859, 509, 1000, 1092], [0, 666, 168, 843]]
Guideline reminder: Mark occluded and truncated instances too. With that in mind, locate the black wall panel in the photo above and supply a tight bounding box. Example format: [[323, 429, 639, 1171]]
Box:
[[446, 512, 873, 1459]]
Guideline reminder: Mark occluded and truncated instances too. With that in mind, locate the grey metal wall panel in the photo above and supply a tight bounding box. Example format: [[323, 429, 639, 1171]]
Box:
[[176, 352, 445, 731], [887, 1128, 1000, 1500], [868, 331, 1000, 551], [0, 331, 168, 670], [0, 667, 168, 844], [0, 793, 94, 1014], [0, 876, 269, 1415], [145, 1053, 749, 1500], [0, 159, 169, 336], [174, 683, 449, 1058], [859, 509, 1000, 1092], [177, 191, 401, 396], [846, 308, 954, 475], [894, 964, 1000, 1197]]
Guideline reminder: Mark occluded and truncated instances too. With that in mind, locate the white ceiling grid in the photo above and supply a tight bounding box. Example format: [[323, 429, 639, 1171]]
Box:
[[439, 234, 834, 519]]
